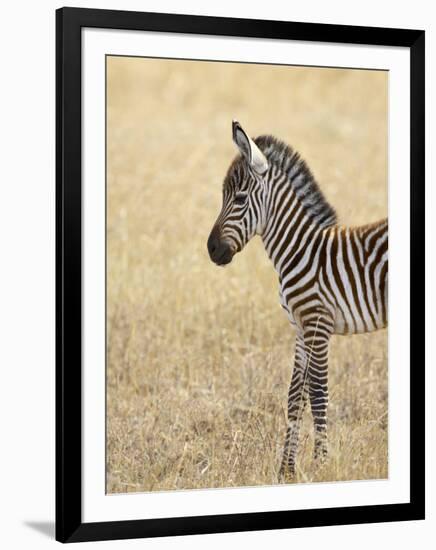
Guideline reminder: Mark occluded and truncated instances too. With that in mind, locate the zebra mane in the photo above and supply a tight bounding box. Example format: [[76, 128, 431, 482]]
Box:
[[255, 135, 337, 228]]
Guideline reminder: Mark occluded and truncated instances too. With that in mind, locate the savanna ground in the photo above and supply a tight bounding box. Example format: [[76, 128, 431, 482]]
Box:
[[106, 57, 388, 493]]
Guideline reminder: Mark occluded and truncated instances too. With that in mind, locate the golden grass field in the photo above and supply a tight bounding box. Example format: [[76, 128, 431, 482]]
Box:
[[106, 57, 388, 493]]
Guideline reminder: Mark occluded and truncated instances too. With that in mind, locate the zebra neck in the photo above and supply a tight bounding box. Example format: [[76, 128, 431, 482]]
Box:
[[261, 183, 326, 275]]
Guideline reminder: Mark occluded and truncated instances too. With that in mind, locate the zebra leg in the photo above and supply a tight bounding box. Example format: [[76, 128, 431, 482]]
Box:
[[304, 316, 333, 462], [279, 331, 309, 479]]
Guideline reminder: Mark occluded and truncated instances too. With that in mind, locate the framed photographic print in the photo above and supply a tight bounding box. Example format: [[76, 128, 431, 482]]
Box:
[[56, 7, 425, 543]]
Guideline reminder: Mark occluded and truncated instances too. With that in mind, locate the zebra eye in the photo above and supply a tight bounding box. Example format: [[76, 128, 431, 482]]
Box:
[[234, 193, 247, 205]]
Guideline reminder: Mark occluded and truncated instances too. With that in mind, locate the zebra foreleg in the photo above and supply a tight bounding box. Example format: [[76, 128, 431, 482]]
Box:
[[304, 316, 333, 463], [279, 332, 309, 480]]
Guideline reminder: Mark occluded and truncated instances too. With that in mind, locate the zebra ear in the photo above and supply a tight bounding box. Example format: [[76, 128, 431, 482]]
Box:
[[232, 120, 268, 175]]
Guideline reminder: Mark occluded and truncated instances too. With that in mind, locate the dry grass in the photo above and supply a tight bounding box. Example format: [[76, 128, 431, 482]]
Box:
[[106, 57, 388, 493]]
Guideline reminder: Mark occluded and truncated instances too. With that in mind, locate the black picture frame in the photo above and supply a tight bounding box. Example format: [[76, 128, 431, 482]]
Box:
[[56, 6, 425, 543]]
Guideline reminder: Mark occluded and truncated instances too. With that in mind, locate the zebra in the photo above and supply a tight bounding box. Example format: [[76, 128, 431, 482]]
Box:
[[207, 120, 388, 479]]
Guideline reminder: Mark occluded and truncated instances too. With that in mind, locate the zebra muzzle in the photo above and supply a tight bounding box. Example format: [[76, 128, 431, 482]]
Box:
[[207, 234, 233, 266]]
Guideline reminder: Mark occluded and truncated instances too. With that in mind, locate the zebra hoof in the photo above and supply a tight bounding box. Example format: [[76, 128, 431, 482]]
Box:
[[312, 450, 328, 473], [313, 448, 328, 463], [278, 464, 295, 483]]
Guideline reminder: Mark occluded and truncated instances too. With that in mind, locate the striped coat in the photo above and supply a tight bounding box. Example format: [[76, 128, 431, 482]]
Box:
[[207, 121, 388, 479]]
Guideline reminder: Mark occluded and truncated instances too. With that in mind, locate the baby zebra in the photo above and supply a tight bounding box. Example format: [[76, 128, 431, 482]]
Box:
[[207, 121, 388, 479]]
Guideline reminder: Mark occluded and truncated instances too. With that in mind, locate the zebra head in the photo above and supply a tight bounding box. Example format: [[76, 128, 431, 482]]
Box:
[[207, 121, 269, 266]]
